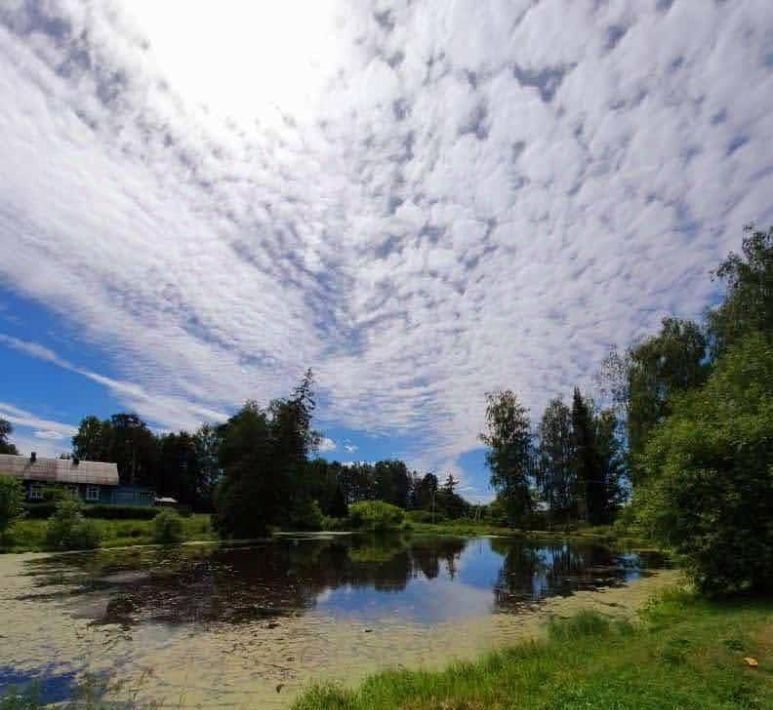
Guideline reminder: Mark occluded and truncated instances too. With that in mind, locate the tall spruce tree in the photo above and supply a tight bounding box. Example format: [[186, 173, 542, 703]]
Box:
[[571, 389, 604, 525]]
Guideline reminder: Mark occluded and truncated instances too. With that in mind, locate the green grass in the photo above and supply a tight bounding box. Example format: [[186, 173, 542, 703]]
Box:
[[0, 513, 216, 552], [293, 588, 773, 710], [407, 517, 644, 543]]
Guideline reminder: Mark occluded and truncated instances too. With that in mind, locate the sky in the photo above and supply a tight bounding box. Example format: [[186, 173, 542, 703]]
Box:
[[0, 0, 771, 502]]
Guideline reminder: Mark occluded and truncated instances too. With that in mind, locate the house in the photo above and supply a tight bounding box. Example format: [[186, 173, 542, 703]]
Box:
[[0, 452, 155, 506]]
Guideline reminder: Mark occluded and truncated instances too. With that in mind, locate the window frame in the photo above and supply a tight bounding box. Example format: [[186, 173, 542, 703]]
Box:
[[85, 485, 100, 502], [29, 484, 43, 501]]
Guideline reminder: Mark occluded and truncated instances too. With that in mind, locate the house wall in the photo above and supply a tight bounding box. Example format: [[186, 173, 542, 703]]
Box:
[[23, 481, 153, 506]]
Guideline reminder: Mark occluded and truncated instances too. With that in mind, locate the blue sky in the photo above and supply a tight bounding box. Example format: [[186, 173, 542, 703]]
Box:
[[0, 1, 771, 501]]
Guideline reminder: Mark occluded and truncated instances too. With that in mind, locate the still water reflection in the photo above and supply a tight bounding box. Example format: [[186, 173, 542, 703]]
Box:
[[20, 535, 662, 629]]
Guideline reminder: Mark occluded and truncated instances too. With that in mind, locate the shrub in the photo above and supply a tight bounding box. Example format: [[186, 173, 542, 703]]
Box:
[[45, 498, 102, 550], [288, 498, 325, 531], [347, 501, 405, 532], [22, 502, 58, 519], [637, 334, 773, 596], [153, 509, 184, 544], [83, 505, 159, 520], [406, 510, 446, 524], [0, 475, 25, 534]]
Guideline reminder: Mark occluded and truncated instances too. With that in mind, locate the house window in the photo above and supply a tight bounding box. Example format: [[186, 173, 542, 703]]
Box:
[[29, 484, 43, 501], [85, 485, 100, 502]]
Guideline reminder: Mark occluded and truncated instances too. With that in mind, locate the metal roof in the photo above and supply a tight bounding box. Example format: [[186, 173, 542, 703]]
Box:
[[0, 454, 119, 486]]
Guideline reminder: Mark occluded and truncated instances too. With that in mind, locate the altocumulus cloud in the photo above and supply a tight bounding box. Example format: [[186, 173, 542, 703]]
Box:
[[0, 1, 771, 496]]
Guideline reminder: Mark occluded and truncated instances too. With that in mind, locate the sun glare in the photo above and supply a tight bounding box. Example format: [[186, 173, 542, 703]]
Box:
[[126, 0, 345, 126]]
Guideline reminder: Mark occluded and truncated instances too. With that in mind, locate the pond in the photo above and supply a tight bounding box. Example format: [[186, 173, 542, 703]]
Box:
[[0, 535, 669, 707]]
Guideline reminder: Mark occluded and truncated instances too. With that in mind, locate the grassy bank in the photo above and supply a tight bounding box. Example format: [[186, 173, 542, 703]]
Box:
[[294, 588, 772, 710], [0, 513, 215, 552], [406, 517, 651, 547]]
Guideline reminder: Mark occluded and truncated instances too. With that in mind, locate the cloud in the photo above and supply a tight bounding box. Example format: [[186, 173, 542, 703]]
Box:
[[0, 1, 771, 499], [34, 430, 67, 441], [0, 402, 77, 438], [318, 437, 337, 453], [343, 442, 359, 454]]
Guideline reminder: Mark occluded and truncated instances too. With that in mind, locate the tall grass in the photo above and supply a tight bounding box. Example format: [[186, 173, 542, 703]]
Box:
[[293, 590, 773, 710], [0, 513, 215, 552]]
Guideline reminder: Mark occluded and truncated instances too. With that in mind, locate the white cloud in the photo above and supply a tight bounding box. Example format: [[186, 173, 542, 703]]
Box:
[[318, 437, 337, 453], [0, 0, 771, 498], [0, 403, 77, 439], [34, 430, 67, 441], [343, 442, 359, 454]]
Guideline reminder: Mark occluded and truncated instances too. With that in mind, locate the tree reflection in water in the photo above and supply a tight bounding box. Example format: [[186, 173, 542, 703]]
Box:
[[21, 536, 661, 628]]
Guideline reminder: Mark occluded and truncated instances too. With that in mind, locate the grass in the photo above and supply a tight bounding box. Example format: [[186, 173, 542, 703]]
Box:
[[0, 513, 216, 552], [293, 588, 773, 710], [406, 517, 650, 546]]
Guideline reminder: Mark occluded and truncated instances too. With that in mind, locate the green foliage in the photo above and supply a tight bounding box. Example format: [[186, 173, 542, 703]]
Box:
[[0, 474, 25, 534], [536, 398, 575, 517], [625, 318, 708, 465], [45, 497, 102, 550], [347, 501, 405, 532], [708, 224, 773, 356], [547, 610, 612, 641], [288, 498, 325, 531], [215, 370, 319, 538], [637, 333, 773, 595], [480, 390, 533, 526], [84, 504, 159, 520], [152, 509, 184, 544], [0, 417, 19, 455], [572, 388, 610, 525]]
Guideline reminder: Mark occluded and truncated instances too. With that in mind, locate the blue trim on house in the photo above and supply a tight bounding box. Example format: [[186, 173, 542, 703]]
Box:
[[24, 481, 155, 506]]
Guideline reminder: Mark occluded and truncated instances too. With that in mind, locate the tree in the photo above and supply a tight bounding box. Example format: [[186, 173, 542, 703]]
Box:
[[108, 413, 158, 486], [571, 389, 605, 525], [438, 474, 467, 519], [0, 418, 18, 455], [374, 460, 411, 508], [194, 424, 222, 509], [595, 409, 626, 521], [214, 401, 275, 538], [536, 398, 575, 520], [707, 224, 773, 356], [0, 475, 24, 535], [214, 371, 320, 537], [637, 333, 773, 595], [158, 432, 203, 507], [412, 473, 439, 511], [72, 413, 158, 486], [626, 318, 707, 470], [72, 415, 109, 461], [480, 390, 533, 527]]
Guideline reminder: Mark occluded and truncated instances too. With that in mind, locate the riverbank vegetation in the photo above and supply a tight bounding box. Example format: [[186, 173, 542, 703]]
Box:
[[294, 588, 772, 710]]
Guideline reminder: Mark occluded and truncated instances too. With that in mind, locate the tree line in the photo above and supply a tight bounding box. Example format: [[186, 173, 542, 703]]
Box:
[[0, 370, 468, 529], [481, 225, 772, 595]]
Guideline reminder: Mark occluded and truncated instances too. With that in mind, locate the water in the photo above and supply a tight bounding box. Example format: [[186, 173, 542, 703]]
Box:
[[0, 535, 666, 706]]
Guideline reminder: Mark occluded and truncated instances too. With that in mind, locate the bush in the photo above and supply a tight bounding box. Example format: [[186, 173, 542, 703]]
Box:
[[347, 501, 405, 532], [406, 510, 446, 524], [153, 509, 184, 544], [288, 499, 325, 531], [45, 498, 102, 550], [83, 504, 159, 520], [0, 475, 25, 534], [637, 334, 773, 596], [23, 502, 58, 519]]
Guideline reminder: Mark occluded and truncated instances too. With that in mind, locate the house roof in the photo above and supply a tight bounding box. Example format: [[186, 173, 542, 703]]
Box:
[[0, 454, 119, 486]]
